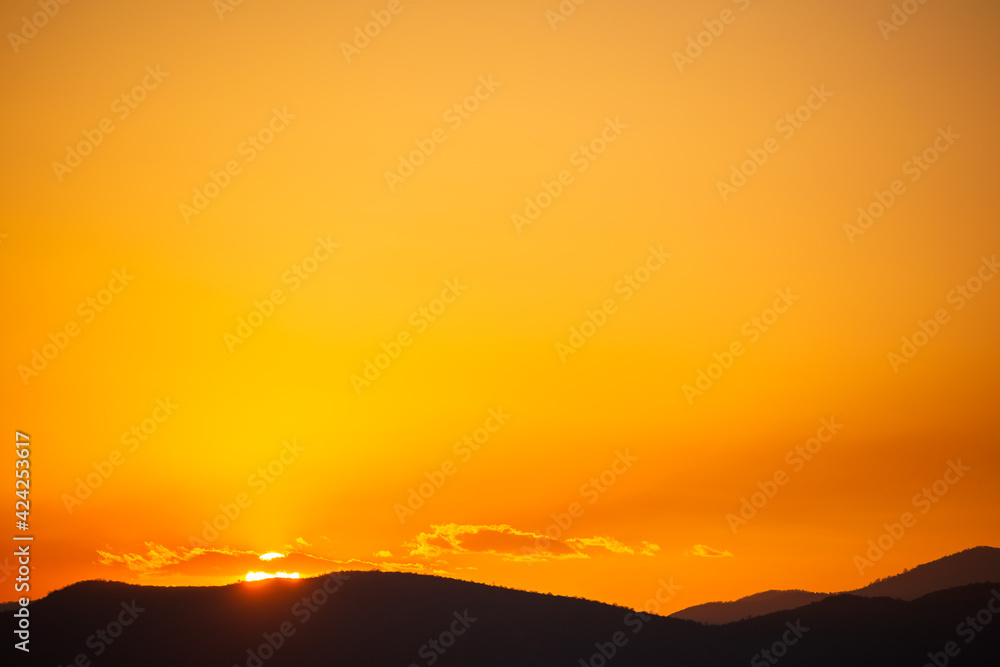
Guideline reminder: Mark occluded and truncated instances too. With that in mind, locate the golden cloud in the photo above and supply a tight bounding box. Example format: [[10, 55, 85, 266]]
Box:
[[687, 544, 734, 558], [405, 523, 660, 563]]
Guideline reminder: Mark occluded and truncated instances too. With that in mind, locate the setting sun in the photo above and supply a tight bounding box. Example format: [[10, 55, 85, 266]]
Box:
[[245, 572, 300, 582]]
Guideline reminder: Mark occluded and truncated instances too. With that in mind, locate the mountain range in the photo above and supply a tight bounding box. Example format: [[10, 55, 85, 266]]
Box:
[[670, 545, 1000, 624], [3, 546, 999, 666]]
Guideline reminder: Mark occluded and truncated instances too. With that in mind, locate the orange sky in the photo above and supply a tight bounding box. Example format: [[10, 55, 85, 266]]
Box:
[[2, 0, 999, 613]]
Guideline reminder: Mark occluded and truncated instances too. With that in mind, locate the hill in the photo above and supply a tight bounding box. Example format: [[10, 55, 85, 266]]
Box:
[[668, 589, 826, 625], [851, 546, 1000, 600], [670, 546, 1000, 625], [4, 567, 999, 665]]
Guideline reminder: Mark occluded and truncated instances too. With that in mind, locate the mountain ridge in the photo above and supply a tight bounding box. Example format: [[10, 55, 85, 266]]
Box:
[[670, 545, 1000, 625], [3, 549, 999, 665]]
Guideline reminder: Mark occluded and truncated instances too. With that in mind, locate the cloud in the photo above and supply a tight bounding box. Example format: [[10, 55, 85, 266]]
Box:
[[564, 536, 636, 555], [639, 541, 661, 556], [687, 544, 733, 558], [96, 529, 662, 583], [96, 542, 206, 575], [96, 542, 350, 579], [562, 537, 661, 557], [404, 524, 660, 563]]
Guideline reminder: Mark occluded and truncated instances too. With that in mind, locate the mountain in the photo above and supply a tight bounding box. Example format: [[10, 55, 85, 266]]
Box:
[[851, 546, 1000, 600], [668, 589, 827, 625], [4, 566, 1000, 665], [671, 546, 1000, 625]]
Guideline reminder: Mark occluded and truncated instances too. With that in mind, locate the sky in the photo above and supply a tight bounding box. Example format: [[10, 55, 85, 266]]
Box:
[[1, 0, 998, 614]]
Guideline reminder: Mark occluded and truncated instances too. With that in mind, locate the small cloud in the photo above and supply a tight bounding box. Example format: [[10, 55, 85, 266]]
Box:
[[565, 536, 635, 555], [259, 552, 285, 561], [687, 544, 733, 558], [295, 537, 311, 547], [97, 542, 203, 574], [374, 550, 393, 558], [639, 541, 661, 556]]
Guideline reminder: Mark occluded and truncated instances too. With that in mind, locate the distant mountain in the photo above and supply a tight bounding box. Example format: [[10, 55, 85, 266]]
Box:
[[850, 546, 1000, 600], [668, 589, 827, 625], [671, 546, 1000, 625], [4, 563, 1000, 665]]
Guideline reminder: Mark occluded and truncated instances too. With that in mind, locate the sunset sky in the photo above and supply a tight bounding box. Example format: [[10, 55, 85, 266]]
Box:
[[2, 0, 999, 614]]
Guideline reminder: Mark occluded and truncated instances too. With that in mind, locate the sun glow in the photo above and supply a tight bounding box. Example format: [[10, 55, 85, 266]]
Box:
[[259, 553, 285, 561], [246, 572, 299, 582]]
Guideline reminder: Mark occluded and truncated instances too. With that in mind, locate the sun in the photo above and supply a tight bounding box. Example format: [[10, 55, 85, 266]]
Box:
[[245, 552, 298, 580], [246, 571, 300, 582]]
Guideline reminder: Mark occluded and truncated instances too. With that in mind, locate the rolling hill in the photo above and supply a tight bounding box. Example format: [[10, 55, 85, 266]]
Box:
[[670, 546, 1000, 625], [3, 551, 1000, 666]]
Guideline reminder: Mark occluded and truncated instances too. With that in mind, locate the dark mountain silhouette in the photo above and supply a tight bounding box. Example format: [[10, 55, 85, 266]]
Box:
[[4, 560, 1000, 665], [668, 589, 827, 625], [850, 546, 1000, 600], [671, 546, 1000, 625]]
